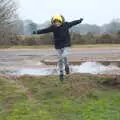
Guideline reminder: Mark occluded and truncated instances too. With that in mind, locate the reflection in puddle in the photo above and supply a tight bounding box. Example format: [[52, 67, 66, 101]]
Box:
[[16, 68, 57, 76]]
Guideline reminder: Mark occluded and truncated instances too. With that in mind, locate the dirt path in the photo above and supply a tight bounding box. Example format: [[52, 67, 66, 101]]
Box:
[[0, 48, 120, 60]]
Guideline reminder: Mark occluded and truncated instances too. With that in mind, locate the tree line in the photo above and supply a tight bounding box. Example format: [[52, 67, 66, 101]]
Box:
[[19, 19, 120, 35], [0, 0, 120, 46]]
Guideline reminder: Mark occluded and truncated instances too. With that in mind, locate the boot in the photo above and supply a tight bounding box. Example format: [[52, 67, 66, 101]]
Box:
[[65, 65, 70, 74], [59, 71, 64, 81]]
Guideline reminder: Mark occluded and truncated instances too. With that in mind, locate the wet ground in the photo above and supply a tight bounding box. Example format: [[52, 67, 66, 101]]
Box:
[[1, 48, 120, 75]]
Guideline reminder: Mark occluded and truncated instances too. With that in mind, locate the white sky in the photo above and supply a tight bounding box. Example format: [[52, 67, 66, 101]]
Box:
[[16, 0, 120, 25]]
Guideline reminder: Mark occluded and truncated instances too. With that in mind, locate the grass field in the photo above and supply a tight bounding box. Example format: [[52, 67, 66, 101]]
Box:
[[1, 44, 120, 49], [0, 74, 120, 120]]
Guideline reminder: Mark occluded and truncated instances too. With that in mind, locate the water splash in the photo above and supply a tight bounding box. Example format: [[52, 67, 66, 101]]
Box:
[[71, 62, 107, 74]]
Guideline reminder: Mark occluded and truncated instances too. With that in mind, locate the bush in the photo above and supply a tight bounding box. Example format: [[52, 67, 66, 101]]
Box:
[[2, 32, 120, 46], [18, 34, 53, 46]]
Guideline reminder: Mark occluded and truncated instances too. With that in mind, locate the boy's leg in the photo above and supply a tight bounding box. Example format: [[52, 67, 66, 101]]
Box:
[[62, 47, 70, 74], [64, 57, 70, 74], [56, 49, 64, 81]]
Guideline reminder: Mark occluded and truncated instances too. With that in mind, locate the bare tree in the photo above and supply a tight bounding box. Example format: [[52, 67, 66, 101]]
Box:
[[0, 0, 17, 25], [0, 0, 18, 45]]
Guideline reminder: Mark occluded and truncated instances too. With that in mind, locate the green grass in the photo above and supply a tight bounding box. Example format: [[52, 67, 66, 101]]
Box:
[[0, 74, 120, 120], [1, 44, 120, 49]]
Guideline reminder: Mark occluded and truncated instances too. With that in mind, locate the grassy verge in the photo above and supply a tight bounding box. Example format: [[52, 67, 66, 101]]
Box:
[[1, 44, 120, 49], [0, 74, 120, 120], [72, 44, 120, 48]]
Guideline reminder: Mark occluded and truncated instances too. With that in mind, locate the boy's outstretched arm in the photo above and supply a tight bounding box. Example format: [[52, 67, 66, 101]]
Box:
[[67, 18, 83, 28], [33, 26, 53, 34]]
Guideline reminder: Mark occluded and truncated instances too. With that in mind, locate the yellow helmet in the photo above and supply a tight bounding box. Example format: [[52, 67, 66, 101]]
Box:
[[51, 15, 64, 24]]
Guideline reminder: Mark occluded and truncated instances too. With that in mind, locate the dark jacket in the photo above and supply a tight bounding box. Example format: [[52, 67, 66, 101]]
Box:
[[36, 19, 83, 49]]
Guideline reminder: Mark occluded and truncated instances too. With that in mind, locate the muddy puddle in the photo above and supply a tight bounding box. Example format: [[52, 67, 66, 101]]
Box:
[[1, 49, 120, 76], [1, 59, 120, 75]]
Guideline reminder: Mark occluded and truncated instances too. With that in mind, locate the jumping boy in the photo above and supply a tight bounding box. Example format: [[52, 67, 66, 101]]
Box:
[[33, 15, 83, 81]]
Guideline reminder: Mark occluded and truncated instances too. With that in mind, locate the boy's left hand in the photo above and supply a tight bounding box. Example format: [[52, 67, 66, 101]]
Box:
[[80, 18, 83, 22], [33, 31, 37, 34]]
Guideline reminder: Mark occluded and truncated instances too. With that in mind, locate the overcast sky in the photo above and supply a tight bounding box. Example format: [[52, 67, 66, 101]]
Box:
[[17, 0, 120, 25]]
